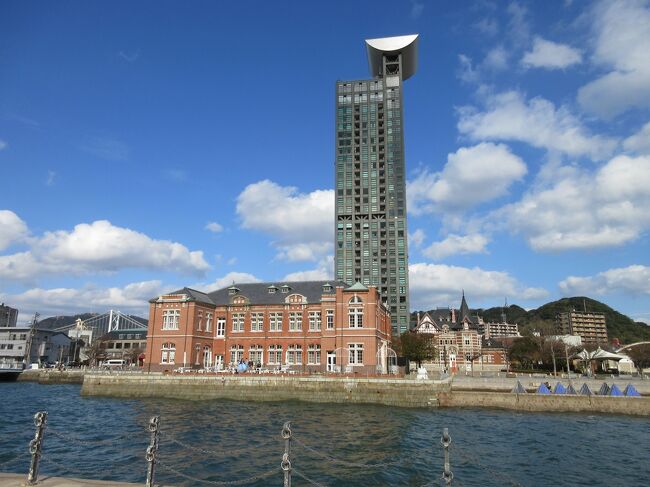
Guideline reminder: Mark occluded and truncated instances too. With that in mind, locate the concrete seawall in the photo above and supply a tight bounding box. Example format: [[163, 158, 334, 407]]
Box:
[[81, 373, 449, 408], [17, 370, 84, 384], [80, 373, 650, 415]]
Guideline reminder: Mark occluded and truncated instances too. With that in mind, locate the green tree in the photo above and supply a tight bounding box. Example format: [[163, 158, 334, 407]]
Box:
[[508, 337, 542, 370], [396, 331, 436, 368], [626, 344, 650, 374]]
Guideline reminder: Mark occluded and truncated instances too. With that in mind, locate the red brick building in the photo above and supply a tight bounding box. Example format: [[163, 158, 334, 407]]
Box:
[[144, 281, 392, 374]]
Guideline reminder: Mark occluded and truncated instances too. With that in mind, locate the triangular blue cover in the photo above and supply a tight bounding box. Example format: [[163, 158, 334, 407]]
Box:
[[553, 383, 567, 394], [609, 384, 623, 396], [598, 383, 610, 395], [511, 380, 527, 394], [579, 383, 593, 396], [537, 383, 551, 394], [565, 384, 578, 395], [624, 384, 641, 397]]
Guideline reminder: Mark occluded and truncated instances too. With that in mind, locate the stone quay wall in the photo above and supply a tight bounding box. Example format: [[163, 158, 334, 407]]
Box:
[[440, 390, 650, 416], [81, 373, 449, 408], [17, 369, 85, 384], [80, 373, 650, 415]]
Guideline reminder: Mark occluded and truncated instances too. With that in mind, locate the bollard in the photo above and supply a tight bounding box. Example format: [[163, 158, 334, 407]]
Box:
[[281, 421, 292, 487], [441, 428, 453, 486], [27, 411, 48, 485], [145, 416, 160, 487]]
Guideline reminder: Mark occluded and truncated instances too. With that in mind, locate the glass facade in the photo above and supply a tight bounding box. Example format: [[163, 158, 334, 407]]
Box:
[[335, 53, 411, 335]]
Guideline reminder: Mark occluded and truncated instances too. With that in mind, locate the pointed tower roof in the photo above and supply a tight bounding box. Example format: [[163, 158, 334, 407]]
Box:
[[459, 290, 470, 323]]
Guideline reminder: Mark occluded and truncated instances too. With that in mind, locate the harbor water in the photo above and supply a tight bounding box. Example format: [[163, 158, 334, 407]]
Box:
[[1, 382, 649, 486]]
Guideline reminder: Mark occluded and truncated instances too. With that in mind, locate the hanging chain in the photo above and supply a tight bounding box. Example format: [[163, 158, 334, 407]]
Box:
[[441, 428, 453, 486], [157, 460, 279, 486], [27, 411, 47, 486]]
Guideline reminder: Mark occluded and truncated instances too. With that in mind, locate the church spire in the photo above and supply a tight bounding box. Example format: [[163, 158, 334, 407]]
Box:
[[460, 290, 470, 323]]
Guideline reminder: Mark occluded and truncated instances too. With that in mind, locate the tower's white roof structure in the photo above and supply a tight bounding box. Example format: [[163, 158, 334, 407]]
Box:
[[365, 34, 419, 80]]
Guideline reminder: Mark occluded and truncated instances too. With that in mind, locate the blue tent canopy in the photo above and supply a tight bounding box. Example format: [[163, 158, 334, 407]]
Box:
[[624, 384, 641, 397], [553, 383, 567, 394], [609, 384, 624, 396], [579, 383, 593, 396], [598, 383, 610, 396], [537, 383, 551, 394], [565, 384, 578, 395]]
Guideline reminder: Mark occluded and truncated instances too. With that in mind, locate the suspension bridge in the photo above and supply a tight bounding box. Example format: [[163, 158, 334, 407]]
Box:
[[51, 310, 147, 339]]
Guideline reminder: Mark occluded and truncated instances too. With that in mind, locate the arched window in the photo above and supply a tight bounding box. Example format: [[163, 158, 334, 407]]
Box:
[[229, 345, 244, 364], [161, 343, 176, 364], [268, 345, 282, 365], [286, 345, 303, 365], [249, 345, 263, 366], [348, 296, 364, 328]]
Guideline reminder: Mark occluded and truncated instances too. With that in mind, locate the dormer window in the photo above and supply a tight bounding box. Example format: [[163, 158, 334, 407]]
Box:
[[268, 285, 278, 294], [228, 286, 240, 296], [281, 285, 291, 294], [322, 283, 333, 293]]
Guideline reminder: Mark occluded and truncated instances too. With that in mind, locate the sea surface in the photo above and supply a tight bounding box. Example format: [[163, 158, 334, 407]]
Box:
[[0, 382, 649, 486]]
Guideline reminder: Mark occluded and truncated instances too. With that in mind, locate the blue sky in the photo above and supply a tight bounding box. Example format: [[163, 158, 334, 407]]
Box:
[[1, 0, 649, 326]]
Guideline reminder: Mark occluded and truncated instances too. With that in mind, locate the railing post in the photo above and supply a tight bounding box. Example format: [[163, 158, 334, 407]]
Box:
[[27, 411, 48, 485], [145, 416, 160, 487], [281, 421, 292, 487], [441, 428, 453, 486]]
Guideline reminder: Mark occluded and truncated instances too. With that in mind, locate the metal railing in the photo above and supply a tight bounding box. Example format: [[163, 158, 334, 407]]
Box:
[[5, 411, 530, 486]]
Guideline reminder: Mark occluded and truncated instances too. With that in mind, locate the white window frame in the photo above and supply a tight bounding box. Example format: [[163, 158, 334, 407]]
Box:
[[268, 345, 282, 365], [348, 343, 363, 365], [251, 312, 264, 332], [232, 313, 245, 332], [249, 345, 263, 365], [287, 345, 303, 365], [289, 312, 302, 331], [269, 312, 283, 332], [161, 342, 176, 364], [205, 312, 213, 332], [162, 310, 180, 330], [308, 311, 321, 331], [307, 345, 321, 365], [229, 345, 244, 364], [216, 318, 226, 338], [326, 309, 334, 329]]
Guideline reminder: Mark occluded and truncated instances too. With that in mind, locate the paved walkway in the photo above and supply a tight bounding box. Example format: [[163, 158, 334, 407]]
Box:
[[0, 473, 172, 486]]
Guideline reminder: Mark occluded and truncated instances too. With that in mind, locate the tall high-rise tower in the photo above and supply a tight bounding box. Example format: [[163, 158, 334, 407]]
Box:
[[334, 35, 418, 335]]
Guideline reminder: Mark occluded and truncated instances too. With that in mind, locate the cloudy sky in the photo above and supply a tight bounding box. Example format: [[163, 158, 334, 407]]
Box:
[[1, 1, 649, 324]]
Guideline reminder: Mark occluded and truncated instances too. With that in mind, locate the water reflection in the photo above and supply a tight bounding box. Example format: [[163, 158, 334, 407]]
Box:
[[1, 383, 649, 486]]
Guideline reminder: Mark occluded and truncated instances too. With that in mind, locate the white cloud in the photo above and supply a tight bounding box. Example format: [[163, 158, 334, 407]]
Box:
[[484, 45, 509, 71], [457, 54, 479, 84], [0, 139, 7, 151], [522, 36, 582, 69], [0, 219, 210, 281], [475, 17, 499, 37], [407, 142, 526, 214], [423, 234, 489, 260], [408, 262, 548, 310], [80, 136, 129, 161], [496, 154, 650, 251], [283, 256, 334, 282], [236, 180, 334, 261], [1, 280, 165, 321], [46, 170, 56, 186], [457, 91, 618, 160], [409, 229, 426, 248], [559, 265, 650, 296], [578, 0, 650, 118], [623, 121, 650, 154], [0, 210, 29, 251], [507, 2, 530, 44], [410, 0, 424, 19], [194, 271, 262, 293], [205, 221, 224, 233]]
